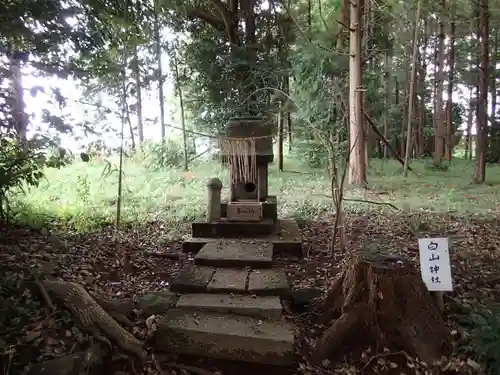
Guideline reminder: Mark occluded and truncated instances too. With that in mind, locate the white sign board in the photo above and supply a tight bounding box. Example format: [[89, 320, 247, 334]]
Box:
[[418, 238, 453, 291]]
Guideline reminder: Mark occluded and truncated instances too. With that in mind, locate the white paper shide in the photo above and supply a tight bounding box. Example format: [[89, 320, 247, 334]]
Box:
[[418, 237, 453, 292]]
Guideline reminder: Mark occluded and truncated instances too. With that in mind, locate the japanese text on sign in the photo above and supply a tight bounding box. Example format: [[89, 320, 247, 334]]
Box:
[[418, 237, 453, 292]]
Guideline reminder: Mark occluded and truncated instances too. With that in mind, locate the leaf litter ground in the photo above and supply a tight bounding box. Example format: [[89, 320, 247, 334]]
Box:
[[0, 213, 497, 375]]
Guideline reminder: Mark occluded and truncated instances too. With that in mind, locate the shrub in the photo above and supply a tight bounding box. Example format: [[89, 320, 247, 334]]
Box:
[[133, 139, 185, 170], [0, 138, 44, 219], [468, 303, 500, 375], [0, 136, 70, 220]]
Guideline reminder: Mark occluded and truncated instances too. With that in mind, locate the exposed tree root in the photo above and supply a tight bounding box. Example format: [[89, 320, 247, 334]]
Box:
[[26, 343, 108, 375], [314, 252, 452, 364], [35, 280, 55, 311], [91, 292, 135, 327], [152, 353, 215, 375], [40, 279, 146, 361]]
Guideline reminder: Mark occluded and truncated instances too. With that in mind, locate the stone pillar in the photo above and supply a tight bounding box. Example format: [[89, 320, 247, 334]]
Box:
[[228, 167, 237, 202], [257, 166, 268, 201], [207, 178, 223, 222]]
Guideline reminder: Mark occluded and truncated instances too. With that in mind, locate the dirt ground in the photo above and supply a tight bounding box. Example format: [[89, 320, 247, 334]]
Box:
[[0, 213, 497, 374]]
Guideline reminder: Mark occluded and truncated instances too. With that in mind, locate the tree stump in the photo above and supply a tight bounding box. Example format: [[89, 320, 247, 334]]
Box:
[[314, 252, 452, 364]]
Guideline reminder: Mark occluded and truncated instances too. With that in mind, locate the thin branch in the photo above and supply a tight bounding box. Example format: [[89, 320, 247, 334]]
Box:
[[185, 7, 225, 31], [312, 194, 400, 211], [337, 20, 350, 30], [363, 111, 412, 171], [344, 198, 399, 211]]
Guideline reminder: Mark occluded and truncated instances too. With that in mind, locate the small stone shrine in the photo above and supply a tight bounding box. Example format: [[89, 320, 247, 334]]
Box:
[[152, 117, 303, 367], [222, 118, 274, 223]]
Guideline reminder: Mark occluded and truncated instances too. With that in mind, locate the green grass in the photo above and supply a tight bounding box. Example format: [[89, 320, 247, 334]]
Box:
[[10, 155, 500, 232]]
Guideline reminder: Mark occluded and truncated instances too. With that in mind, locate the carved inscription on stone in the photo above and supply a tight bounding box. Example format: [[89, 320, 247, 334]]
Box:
[[227, 202, 263, 221]]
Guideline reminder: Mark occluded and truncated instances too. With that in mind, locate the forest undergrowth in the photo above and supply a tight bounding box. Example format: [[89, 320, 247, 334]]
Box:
[[1, 156, 500, 374], [9, 156, 500, 234]]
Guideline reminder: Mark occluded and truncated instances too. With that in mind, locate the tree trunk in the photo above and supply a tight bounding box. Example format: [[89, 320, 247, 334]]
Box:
[[491, 31, 497, 127], [307, 0, 312, 38], [172, 50, 189, 172], [445, 20, 455, 161], [364, 94, 369, 166], [434, 0, 446, 166], [474, 0, 489, 183], [122, 69, 136, 150], [278, 110, 284, 171], [242, 0, 258, 112], [287, 111, 292, 152], [277, 48, 285, 171], [383, 51, 391, 158], [10, 56, 28, 141], [125, 104, 136, 150], [394, 78, 400, 152], [348, 0, 367, 185], [314, 251, 452, 364], [336, 0, 349, 50], [154, 0, 166, 140], [488, 30, 499, 162], [417, 21, 429, 158], [465, 85, 473, 160], [404, 0, 421, 176], [400, 52, 410, 158], [432, 39, 438, 156], [417, 52, 426, 157], [133, 45, 144, 143], [362, 0, 369, 166], [284, 58, 292, 152]]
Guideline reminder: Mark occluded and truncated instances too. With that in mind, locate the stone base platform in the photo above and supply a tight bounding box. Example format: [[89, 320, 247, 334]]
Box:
[[191, 219, 275, 238], [170, 266, 290, 297], [183, 219, 302, 258], [154, 309, 295, 366]]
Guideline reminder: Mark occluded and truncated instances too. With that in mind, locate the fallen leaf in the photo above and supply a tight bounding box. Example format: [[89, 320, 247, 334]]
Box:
[[467, 358, 481, 371], [46, 337, 59, 346], [25, 331, 42, 341]]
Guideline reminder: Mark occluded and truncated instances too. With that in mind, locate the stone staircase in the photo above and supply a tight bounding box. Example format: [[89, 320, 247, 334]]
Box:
[[152, 217, 302, 367]]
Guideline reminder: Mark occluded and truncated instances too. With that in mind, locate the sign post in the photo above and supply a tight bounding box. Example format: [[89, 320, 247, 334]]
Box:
[[418, 237, 453, 314]]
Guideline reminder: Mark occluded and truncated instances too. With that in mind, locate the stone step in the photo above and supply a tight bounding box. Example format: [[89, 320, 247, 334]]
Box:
[[207, 268, 248, 293], [191, 219, 275, 238], [248, 268, 290, 296], [194, 240, 273, 268], [154, 309, 295, 366], [169, 266, 291, 297], [170, 266, 215, 293], [175, 294, 282, 320], [183, 219, 303, 258]]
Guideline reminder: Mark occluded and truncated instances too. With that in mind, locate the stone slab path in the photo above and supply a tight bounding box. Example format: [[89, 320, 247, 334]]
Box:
[[152, 220, 302, 367], [176, 294, 282, 320], [154, 308, 295, 366], [195, 240, 273, 268], [170, 266, 290, 296], [207, 268, 248, 293]]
